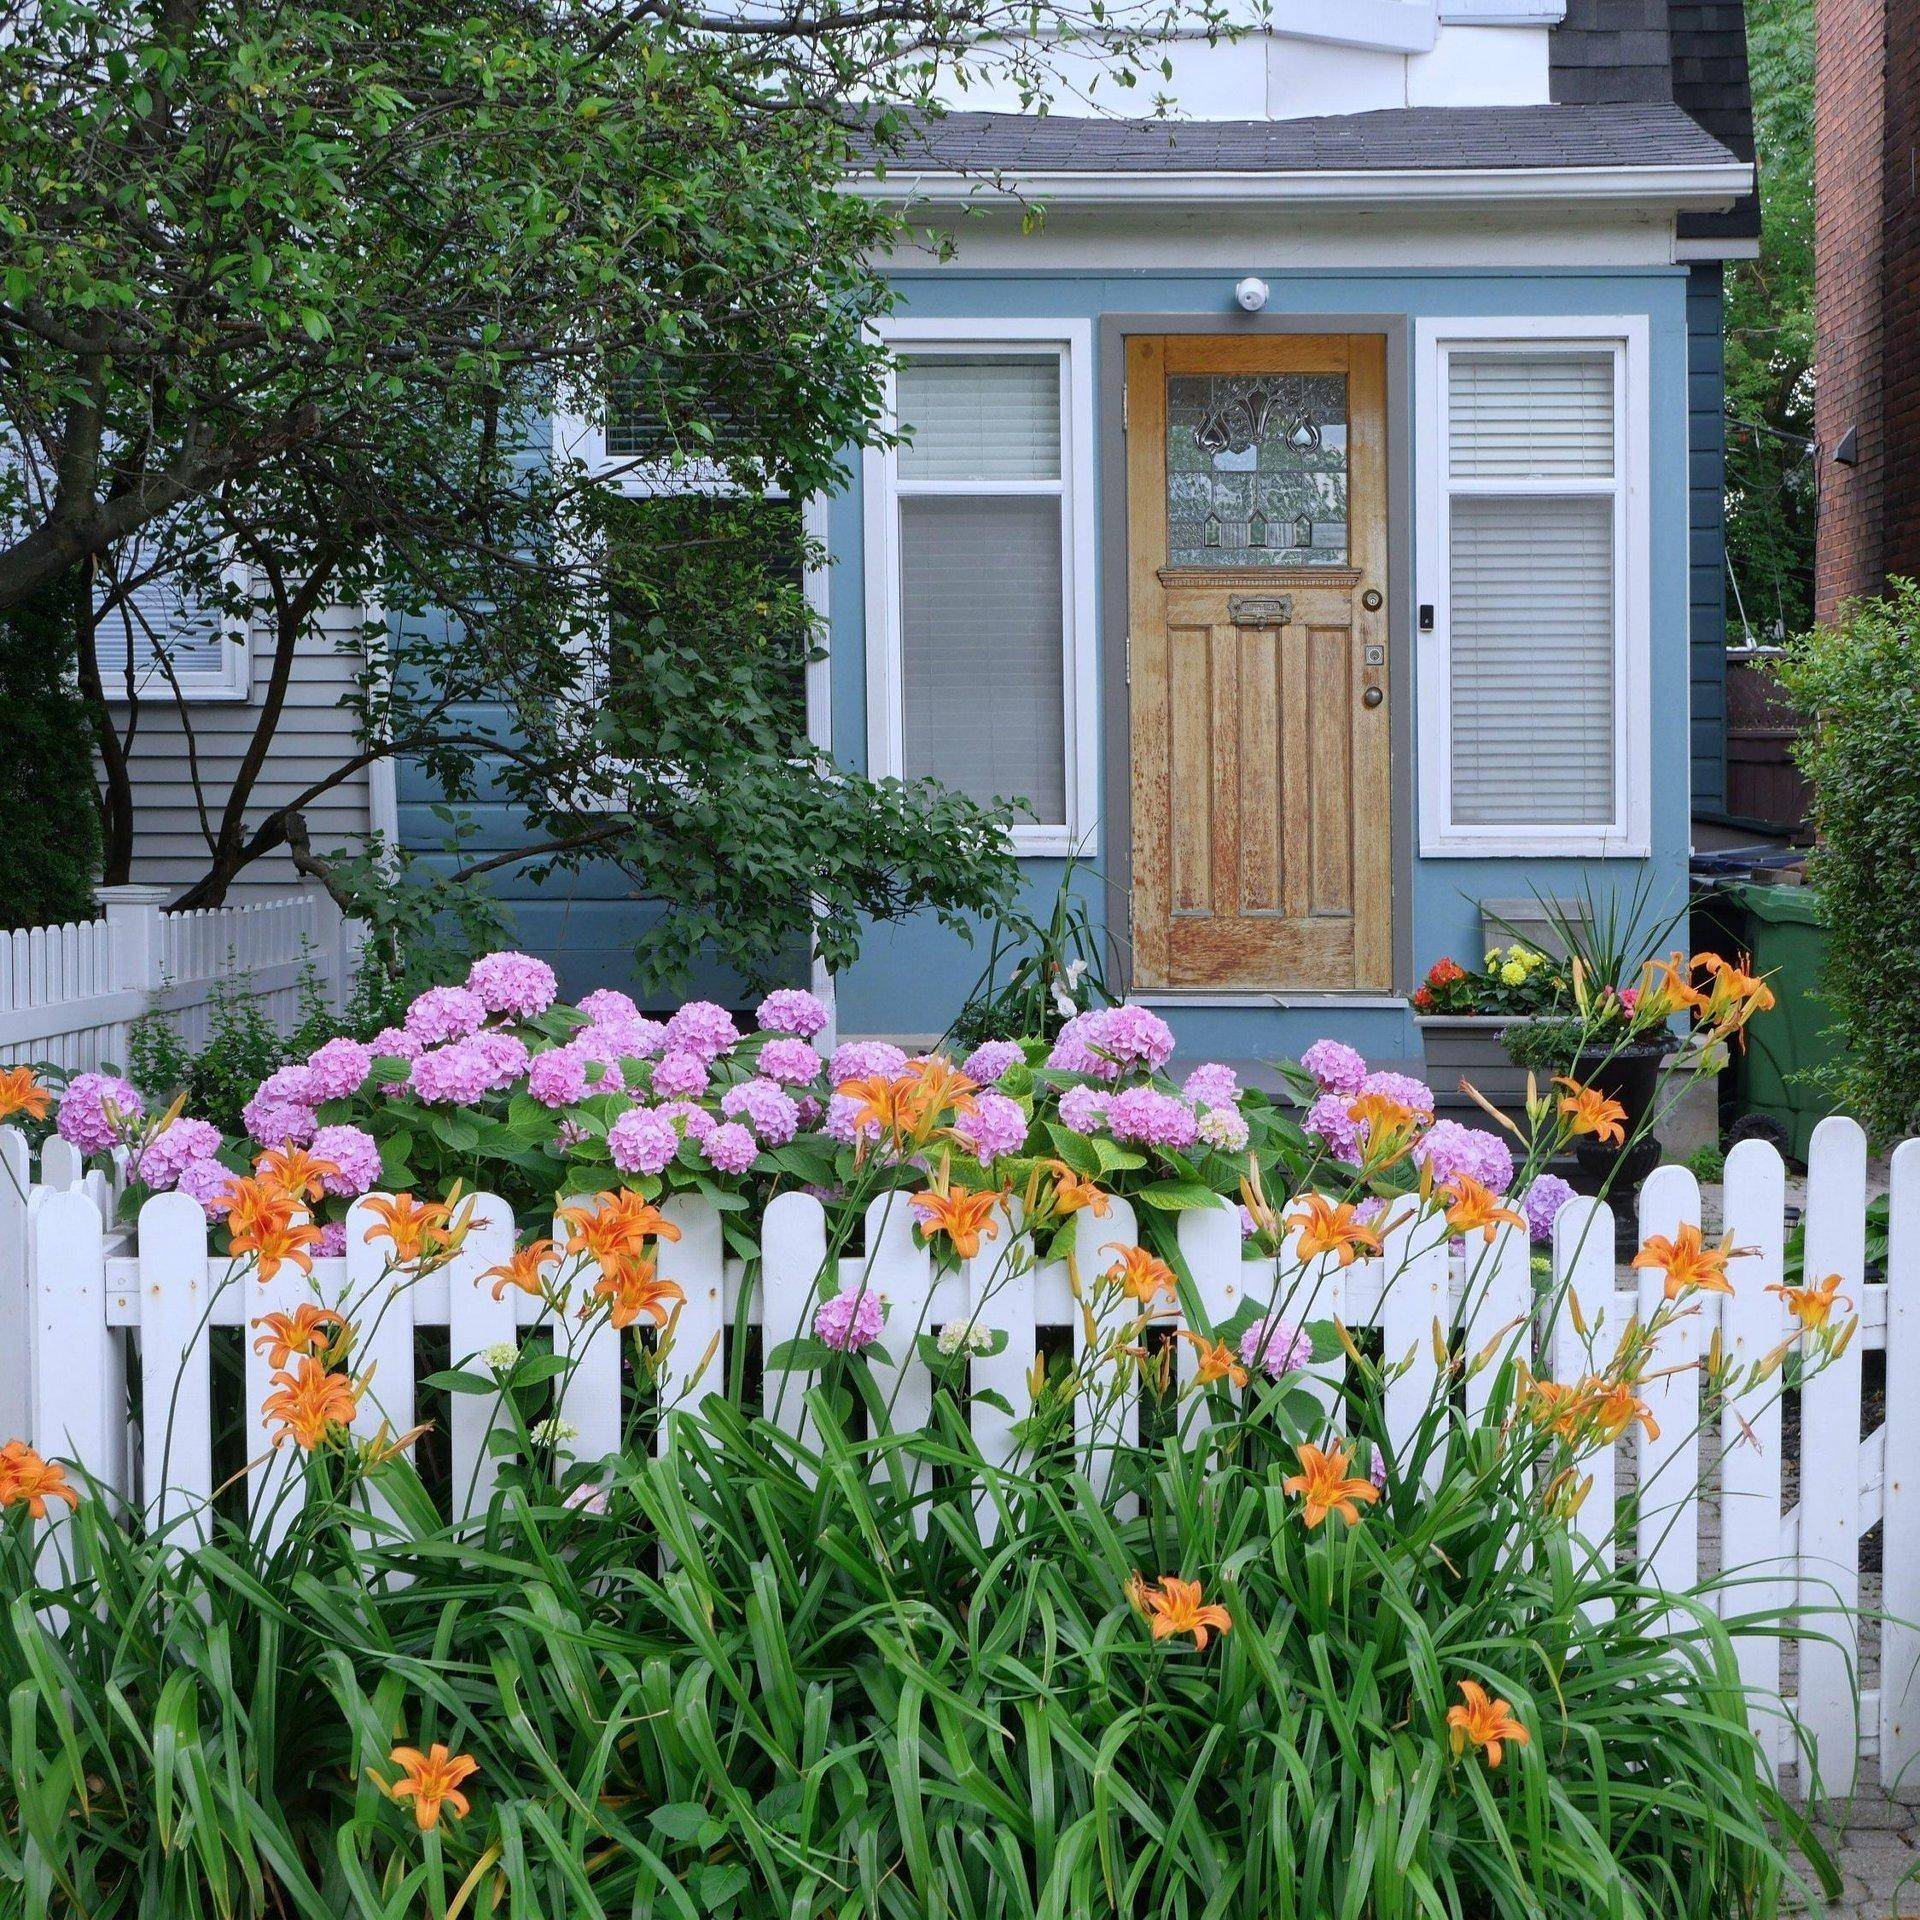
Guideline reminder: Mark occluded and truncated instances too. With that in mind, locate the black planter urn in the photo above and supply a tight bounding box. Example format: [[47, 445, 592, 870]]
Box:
[[1567, 1039, 1668, 1254]]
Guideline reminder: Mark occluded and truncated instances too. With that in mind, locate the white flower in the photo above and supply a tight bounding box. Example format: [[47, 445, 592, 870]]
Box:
[[482, 1341, 519, 1373], [532, 1417, 580, 1449], [1197, 1106, 1250, 1152], [936, 1318, 995, 1356]]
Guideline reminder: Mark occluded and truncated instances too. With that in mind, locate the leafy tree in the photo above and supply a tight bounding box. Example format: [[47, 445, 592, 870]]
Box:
[[1724, 0, 1815, 641]]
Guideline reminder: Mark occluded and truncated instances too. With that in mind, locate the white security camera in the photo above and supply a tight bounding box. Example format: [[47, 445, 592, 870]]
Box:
[[1234, 277, 1270, 313]]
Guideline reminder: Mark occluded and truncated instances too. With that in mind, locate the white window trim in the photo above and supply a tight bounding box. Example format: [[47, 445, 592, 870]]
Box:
[[1414, 314, 1651, 859], [99, 546, 253, 703], [862, 318, 1097, 859]]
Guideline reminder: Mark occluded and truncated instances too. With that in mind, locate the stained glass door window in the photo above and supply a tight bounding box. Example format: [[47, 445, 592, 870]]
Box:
[[1165, 372, 1349, 567]]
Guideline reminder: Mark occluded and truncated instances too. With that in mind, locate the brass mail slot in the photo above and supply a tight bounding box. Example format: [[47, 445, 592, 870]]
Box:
[[1228, 593, 1293, 628]]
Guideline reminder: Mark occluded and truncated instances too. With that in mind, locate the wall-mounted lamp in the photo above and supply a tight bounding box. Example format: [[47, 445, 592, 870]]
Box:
[[1234, 277, 1270, 313]]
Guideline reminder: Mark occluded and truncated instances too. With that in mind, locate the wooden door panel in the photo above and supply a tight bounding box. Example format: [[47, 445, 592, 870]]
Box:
[[1128, 334, 1390, 991]]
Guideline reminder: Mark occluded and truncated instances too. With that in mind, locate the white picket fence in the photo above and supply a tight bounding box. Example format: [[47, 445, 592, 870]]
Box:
[[5, 1115, 1916, 1780], [0, 882, 358, 1076]]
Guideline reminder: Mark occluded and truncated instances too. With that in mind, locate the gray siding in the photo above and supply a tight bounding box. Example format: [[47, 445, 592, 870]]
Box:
[[114, 603, 375, 900], [1688, 261, 1729, 812]]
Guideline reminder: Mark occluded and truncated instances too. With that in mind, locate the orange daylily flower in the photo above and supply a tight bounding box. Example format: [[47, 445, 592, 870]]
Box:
[[485, 1237, 560, 1302], [1637, 951, 1705, 1023], [254, 1144, 341, 1205], [897, 1055, 980, 1132], [0, 1066, 51, 1124], [1447, 1680, 1530, 1768], [224, 1175, 295, 1245], [912, 1186, 1003, 1259], [1103, 1242, 1177, 1309], [1695, 950, 1776, 1045], [1554, 1078, 1628, 1147], [1769, 1271, 1853, 1331], [836, 1071, 910, 1145], [388, 1743, 479, 1831], [1127, 1574, 1233, 1650], [1286, 1194, 1384, 1268], [362, 1192, 468, 1268], [1442, 1175, 1528, 1244], [250, 1304, 346, 1369], [557, 1191, 681, 1271], [1045, 1163, 1111, 1219], [231, 1212, 324, 1285], [1347, 1091, 1424, 1167], [588, 1253, 686, 1331], [1177, 1329, 1248, 1389], [1632, 1221, 1742, 1300], [0, 1440, 79, 1518], [1521, 1376, 1589, 1443], [1587, 1378, 1660, 1444], [1283, 1439, 1382, 1528], [261, 1357, 358, 1450]]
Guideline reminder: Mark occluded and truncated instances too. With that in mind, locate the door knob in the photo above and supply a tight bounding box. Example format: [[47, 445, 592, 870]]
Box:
[[1361, 588, 1384, 612], [1362, 686, 1384, 709]]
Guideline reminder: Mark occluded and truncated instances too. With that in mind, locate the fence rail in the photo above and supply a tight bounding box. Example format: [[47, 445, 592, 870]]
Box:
[[0, 883, 358, 1073], [4, 1116, 1914, 1778]]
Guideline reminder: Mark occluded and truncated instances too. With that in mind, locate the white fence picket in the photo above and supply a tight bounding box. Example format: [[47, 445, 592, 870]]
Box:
[[553, 1211, 623, 1467], [29, 1187, 117, 1499], [1076, 1195, 1140, 1505], [137, 1191, 217, 1544], [1378, 1203, 1449, 1479], [1553, 1196, 1617, 1610], [1174, 1197, 1245, 1407], [1883, 1139, 1920, 1779], [445, 1194, 520, 1511], [1720, 1137, 1792, 1768], [655, 1191, 727, 1432], [243, 1247, 312, 1548], [1462, 1219, 1532, 1431], [1797, 1117, 1869, 1781], [864, 1191, 935, 1506], [1636, 1165, 1703, 1599], [761, 1188, 826, 1467], [0, 1128, 31, 1440], [967, 1198, 1034, 1534]]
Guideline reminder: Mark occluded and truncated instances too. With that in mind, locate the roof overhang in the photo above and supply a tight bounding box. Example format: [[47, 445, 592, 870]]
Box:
[[850, 160, 1754, 212]]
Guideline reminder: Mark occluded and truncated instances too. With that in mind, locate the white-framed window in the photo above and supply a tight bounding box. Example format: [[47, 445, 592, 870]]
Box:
[[1414, 316, 1650, 857], [863, 320, 1097, 858], [96, 543, 253, 702]]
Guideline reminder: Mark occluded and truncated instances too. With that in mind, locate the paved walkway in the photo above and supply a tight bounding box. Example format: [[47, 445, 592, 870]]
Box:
[[1786, 1772, 1920, 1918]]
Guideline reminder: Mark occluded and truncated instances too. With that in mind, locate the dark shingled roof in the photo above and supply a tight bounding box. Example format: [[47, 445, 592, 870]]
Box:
[[1550, 0, 1759, 240], [864, 102, 1745, 177]]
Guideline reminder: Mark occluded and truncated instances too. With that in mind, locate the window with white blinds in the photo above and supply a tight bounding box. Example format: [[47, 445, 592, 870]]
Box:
[[873, 342, 1089, 847], [1420, 328, 1646, 855], [95, 546, 251, 700]]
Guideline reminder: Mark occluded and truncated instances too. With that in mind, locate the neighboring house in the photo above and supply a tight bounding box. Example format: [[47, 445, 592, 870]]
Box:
[[1814, 0, 1920, 619], [546, 0, 1757, 1065]]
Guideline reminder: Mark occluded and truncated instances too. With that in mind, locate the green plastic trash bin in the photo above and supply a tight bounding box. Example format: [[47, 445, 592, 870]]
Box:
[[1722, 880, 1835, 1162]]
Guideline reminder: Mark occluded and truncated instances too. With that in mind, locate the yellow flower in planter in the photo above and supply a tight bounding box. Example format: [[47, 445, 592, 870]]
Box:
[[1283, 1440, 1381, 1528], [1694, 951, 1776, 1047], [1447, 1680, 1529, 1768]]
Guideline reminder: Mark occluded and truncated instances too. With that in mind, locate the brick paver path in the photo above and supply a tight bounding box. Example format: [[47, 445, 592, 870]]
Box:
[[1786, 1770, 1920, 1918]]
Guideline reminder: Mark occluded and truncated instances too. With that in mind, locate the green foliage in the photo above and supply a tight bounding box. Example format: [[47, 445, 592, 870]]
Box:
[[0, 566, 101, 928], [949, 858, 1119, 1050], [1725, 0, 1815, 640], [130, 966, 309, 1135], [1681, 1142, 1727, 1183], [1773, 580, 1920, 1140]]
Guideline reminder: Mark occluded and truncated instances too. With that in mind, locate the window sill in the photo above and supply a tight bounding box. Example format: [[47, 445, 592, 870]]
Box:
[[104, 684, 252, 706], [1420, 832, 1650, 860]]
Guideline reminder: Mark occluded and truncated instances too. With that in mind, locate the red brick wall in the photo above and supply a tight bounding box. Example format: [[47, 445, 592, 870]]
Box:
[[1882, 14, 1920, 584], [1814, 0, 1887, 620]]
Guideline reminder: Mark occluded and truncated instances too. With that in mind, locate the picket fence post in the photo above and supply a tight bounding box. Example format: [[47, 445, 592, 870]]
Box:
[[94, 883, 169, 1001], [1636, 1164, 1703, 1600], [0, 1125, 30, 1443], [1882, 1138, 1920, 1776]]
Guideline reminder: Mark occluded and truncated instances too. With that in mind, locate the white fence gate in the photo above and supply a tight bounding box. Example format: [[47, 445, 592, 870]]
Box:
[[5, 1115, 1916, 1779], [0, 882, 358, 1076]]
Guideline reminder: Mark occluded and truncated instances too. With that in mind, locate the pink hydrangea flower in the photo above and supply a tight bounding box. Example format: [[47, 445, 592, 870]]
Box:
[[663, 1000, 740, 1062], [310, 1124, 381, 1197], [814, 1287, 886, 1352], [243, 1094, 316, 1148], [721, 1077, 800, 1146], [553, 1118, 591, 1150], [829, 1040, 907, 1086], [1300, 1039, 1367, 1096], [651, 1050, 710, 1099], [1108, 1086, 1199, 1151], [590, 1013, 667, 1059], [1305, 1092, 1362, 1162], [315, 1220, 349, 1258], [1047, 1005, 1174, 1080], [757, 1036, 823, 1087], [136, 1117, 221, 1190], [1522, 1172, 1579, 1243], [962, 1039, 1025, 1085], [1057, 1085, 1113, 1135], [702, 1120, 759, 1174], [1368, 1446, 1389, 1491], [470, 1029, 530, 1091], [368, 1026, 422, 1061], [1357, 1070, 1435, 1119], [1412, 1119, 1513, 1195], [1238, 1203, 1260, 1239], [608, 1106, 679, 1176], [656, 1098, 717, 1144], [756, 988, 831, 1039], [1196, 1105, 1250, 1152], [466, 950, 558, 1020], [527, 1046, 589, 1109], [795, 1094, 823, 1129], [824, 1092, 879, 1148], [1181, 1062, 1240, 1108], [305, 1037, 372, 1101], [257, 1064, 316, 1108], [1240, 1314, 1312, 1378], [952, 1089, 1028, 1165], [577, 988, 641, 1026], [405, 985, 486, 1046], [408, 1041, 495, 1106], [176, 1156, 239, 1219]]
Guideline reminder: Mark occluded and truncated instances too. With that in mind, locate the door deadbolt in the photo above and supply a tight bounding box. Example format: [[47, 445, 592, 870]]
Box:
[[1362, 686, 1384, 709], [1361, 588, 1383, 612]]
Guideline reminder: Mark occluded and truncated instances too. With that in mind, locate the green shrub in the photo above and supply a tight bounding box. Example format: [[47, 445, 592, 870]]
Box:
[[1774, 579, 1920, 1142], [0, 567, 102, 928]]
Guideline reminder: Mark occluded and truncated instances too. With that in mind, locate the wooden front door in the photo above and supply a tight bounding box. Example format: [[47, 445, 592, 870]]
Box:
[[1127, 334, 1391, 991]]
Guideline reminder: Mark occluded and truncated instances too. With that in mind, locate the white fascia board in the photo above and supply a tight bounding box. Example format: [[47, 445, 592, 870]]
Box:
[[1264, 0, 1437, 53], [851, 160, 1753, 211], [1440, 0, 1565, 20], [1673, 234, 1761, 262]]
